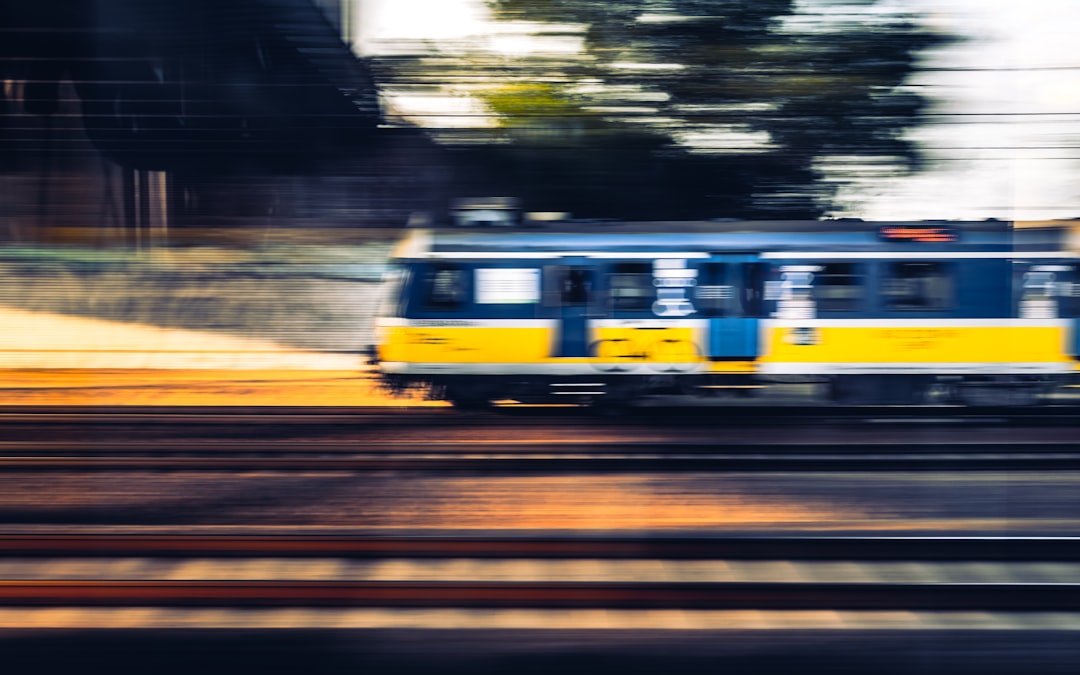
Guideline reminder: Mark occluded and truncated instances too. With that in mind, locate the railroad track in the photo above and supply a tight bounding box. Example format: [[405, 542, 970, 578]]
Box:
[[1, 532, 1078, 559], [1, 404, 1080, 427], [1, 579, 1077, 610], [2, 439, 1080, 470], [1, 534, 1079, 610]]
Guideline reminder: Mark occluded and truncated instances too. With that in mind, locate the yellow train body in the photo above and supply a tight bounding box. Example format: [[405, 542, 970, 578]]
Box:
[[378, 320, 1076, 375]]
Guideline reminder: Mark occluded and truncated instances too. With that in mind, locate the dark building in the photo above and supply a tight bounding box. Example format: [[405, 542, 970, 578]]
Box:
[[0, 0, 448, 242]]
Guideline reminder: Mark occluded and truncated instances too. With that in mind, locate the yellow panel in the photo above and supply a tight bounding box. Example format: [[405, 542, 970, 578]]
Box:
[[761, 325, 1072, 364], [380, 325, 721, 366], [591, 326, 705, 364], [380, 327, 555, 364]]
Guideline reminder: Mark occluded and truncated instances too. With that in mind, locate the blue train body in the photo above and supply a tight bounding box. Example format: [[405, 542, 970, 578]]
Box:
[[373, 220, 1080, 407]]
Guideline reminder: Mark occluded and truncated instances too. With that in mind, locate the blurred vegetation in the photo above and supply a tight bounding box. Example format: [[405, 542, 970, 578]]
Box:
[[373, 0, 952, 220]]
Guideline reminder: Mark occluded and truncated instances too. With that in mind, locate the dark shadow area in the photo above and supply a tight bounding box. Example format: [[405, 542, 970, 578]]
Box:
[[2, 629, 1080, 675]]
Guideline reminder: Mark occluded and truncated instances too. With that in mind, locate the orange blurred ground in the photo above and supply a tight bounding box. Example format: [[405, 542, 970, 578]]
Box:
[[0, 307, 441, 406], [0, 368, 441, 406]]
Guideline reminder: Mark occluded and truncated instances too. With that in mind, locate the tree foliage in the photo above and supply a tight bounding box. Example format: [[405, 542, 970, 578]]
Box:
[[374, 0, 951, 219]]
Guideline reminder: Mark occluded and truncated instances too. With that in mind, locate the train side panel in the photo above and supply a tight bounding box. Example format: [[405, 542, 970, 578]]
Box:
[[758, 320, 1075, 375], [757, 256, 1075, 375]]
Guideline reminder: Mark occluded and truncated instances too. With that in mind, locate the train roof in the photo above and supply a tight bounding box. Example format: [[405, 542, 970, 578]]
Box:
[[390, 220, 1078, 260]]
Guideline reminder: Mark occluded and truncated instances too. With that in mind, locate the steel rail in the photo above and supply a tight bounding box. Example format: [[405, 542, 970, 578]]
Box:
[[0, 405, 1079, 426], [3, 440, 1080, 456], [1, 533, 1079, 560], [2, 446, 1080, 471], [0, 579, 1077, 610]]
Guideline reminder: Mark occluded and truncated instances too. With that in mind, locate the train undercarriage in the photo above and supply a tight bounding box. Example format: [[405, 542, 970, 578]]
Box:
[[380, 373, 1076, 410]]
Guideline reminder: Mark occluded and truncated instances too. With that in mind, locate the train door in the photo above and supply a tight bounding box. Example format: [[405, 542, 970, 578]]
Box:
[[696, 256, 764, 359], [548, 259, 596, 357]]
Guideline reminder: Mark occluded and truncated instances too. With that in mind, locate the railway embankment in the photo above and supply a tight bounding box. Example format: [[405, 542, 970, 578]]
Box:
[[0, 241, 422, 405]]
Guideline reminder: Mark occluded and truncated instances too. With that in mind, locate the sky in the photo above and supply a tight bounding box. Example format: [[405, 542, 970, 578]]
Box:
[[354, 0, 1080, 222]]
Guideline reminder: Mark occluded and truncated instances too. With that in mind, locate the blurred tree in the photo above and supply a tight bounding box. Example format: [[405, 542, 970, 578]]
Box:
[[373, 0, 951, 219]]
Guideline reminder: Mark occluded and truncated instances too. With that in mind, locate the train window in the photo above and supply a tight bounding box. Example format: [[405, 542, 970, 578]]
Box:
[[475, 268, 541, 304], [1062, 284, 1080, 318], [695, 262, 765, 317], [1059, 277, 1080, 318], [423, 265, 468, 309], [560, 267, 592, 305], [1020, 265, 1080, 318], [696, 262, 734, 317], [882, 262, 952, 311], [609, 263, 653, 311], [813, 263, 865, 313]]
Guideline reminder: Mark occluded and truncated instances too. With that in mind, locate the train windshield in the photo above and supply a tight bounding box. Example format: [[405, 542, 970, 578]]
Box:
[[375, 266, 409, 318]]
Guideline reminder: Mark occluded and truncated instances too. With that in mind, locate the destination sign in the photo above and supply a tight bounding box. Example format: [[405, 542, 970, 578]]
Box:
[[879, 224, 958, 243]]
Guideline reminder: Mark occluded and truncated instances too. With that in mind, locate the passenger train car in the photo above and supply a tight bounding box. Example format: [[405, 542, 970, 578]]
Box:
[[372, 220, 1080, 408]]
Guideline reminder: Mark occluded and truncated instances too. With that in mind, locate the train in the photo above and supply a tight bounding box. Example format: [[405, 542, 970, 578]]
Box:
[[371, 219, 1080, 408]]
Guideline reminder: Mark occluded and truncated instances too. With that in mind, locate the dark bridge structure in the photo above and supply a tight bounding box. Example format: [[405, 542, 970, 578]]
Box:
[[0, 0, 444, 235]]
